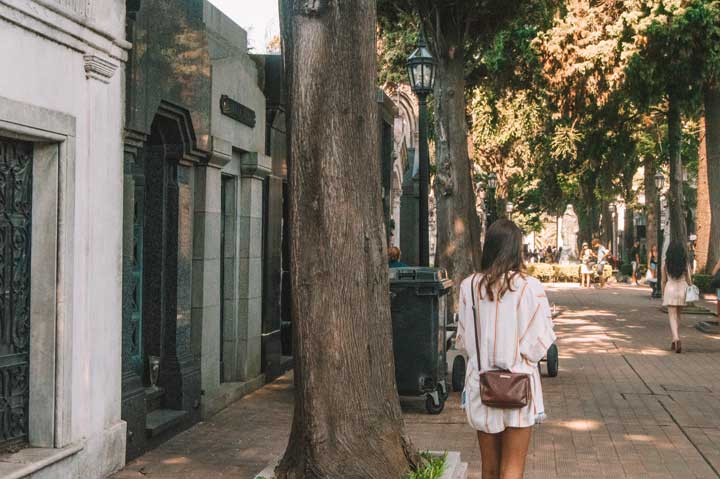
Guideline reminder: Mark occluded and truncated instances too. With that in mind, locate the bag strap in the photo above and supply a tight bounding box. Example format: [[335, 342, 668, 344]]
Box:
[[470, 274, 482, 375], [471, 274, 527, 372]]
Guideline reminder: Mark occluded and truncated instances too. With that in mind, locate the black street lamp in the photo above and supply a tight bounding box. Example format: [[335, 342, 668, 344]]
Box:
[[609, 202, 617, 258], [407, 31, 435, 267], [652, 171, 665, 299], [486, 172, 498, 228]]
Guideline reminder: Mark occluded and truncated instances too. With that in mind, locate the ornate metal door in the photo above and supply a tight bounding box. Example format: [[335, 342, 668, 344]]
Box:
[[0, 137, 32, 450]]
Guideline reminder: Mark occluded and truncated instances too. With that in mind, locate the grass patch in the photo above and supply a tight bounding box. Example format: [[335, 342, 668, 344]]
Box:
[[256, 452, 448, 479], [405, 452, 447, 479]]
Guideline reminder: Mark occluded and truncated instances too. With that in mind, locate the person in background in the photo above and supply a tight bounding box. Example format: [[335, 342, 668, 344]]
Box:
[[687, 241, 696, 275], [630, 241, 641, 286], [388, 246, 408, 268], [662, 241, 692, 353], [592, 238, 609, 288], [580, 242, 593, 288], [646, 244, 659, 296]]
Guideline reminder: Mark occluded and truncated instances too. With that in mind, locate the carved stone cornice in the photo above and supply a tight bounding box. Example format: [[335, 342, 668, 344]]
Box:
[[84, 54, 118, 83]]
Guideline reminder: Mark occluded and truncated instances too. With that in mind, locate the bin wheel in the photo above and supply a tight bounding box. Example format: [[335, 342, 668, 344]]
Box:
[[425, 394, 445, 415], [546, 344, 559, 377], [438, 381, 449, 401], [452, 356, 466, 392]]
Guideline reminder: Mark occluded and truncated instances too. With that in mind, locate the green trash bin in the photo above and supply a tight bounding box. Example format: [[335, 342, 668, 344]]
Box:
[[389, 267, 453, 414]]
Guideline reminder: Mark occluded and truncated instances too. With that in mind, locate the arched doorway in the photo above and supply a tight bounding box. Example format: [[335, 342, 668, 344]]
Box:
[[125, 104, 203, 455]]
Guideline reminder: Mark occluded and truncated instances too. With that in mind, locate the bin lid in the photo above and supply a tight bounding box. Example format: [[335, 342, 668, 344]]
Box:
[[389, 267, 452, 286]]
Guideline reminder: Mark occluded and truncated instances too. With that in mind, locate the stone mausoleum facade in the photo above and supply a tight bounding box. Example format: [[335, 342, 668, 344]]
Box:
[[0, 0, 129, 476], [121, 0, 290, 460]]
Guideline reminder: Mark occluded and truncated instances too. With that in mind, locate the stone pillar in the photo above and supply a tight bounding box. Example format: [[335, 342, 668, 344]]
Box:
[[121, 129, 147, 459], [238, 152, 271, 380], [401, 147, 419, 266], [192, 139, 229, 418], [262, 175, 284, 380]]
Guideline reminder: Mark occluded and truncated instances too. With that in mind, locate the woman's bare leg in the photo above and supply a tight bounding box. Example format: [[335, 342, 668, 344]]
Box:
[[477, 431, 502, 479], [499, 427, 532, 479], [668, 306, 680, 342]]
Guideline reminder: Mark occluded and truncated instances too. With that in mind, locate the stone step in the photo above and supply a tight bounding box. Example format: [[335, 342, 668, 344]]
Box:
[[145, 409, 187, 438], [453, 462, 468, 479], [145, 386, 165, 412]]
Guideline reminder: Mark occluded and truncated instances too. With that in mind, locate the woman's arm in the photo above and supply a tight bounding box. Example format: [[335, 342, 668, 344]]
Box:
[[713, 259, 720, 276]]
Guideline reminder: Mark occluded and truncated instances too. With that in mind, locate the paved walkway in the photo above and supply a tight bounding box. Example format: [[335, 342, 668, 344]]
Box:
[[113, 284, 720, 479]]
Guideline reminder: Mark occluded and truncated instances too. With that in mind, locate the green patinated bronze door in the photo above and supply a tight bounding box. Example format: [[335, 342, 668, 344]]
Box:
[[0, 137, 32, 451]]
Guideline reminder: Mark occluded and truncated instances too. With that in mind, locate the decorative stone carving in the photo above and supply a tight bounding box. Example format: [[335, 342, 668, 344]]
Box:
[[560, 204, 580, 263], [83, 54, 118, 83]]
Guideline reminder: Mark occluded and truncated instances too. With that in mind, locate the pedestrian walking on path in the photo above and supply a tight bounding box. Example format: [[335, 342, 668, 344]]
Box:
[[662, 240, 692, 353], [630, 241, 641, 286], [456, 219, 556, 479], [592, 238, 608, 287], [580, 242, 593, 288]]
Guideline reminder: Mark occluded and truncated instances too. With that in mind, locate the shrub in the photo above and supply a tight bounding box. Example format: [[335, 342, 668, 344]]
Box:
[[554, 264, 582, 282], [693, 274, 714, 293], [527, 263, 555, 282], [526, 263, 611, 283], [619, 263, 633, 276]]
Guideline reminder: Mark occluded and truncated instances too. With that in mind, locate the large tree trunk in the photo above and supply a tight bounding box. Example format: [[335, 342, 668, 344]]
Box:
[[696, 116, 711, 272], [667, 94, 688, 249], [277, 2, 415, 477], [643, 155, 658, 265], [704, 85, 720, 272], [429, 24, 482, 310]]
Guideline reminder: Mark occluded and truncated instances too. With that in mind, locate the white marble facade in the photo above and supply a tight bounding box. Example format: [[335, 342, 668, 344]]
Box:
[[0, 0, 128, 477]]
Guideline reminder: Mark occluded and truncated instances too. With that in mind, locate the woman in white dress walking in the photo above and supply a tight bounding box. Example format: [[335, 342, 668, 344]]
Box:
[[456, 219, 556, 479], [662, 240, 692, 353]]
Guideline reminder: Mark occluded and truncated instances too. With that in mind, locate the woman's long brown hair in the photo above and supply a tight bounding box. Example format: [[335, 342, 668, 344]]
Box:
[[477, 219, 525, 301]]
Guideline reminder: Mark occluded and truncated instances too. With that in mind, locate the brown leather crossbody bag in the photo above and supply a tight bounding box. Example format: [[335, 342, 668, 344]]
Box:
[[470, 275, 531, 409]]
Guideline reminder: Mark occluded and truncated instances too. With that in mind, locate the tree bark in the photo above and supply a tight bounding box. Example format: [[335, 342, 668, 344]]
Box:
[[703, 85, 720, 272], [429, 24, 482, 310], [696, 115, 710, 272], [667, 93, 688, 249], [277, 1, 416, 477], [643, 155, 657, 264]]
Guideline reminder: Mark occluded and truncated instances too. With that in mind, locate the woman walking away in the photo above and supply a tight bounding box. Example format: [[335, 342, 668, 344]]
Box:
[[662, 241, 692, 353], [456, 219, 556, 479], [580, 242, 593, 288]]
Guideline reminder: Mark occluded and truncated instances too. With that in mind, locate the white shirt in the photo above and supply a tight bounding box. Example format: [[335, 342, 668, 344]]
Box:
[[456, 273, 557, 433]]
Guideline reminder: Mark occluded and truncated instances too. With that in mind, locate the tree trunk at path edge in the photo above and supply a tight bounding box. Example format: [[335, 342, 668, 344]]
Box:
[[643, 155, 658, 265], [431, 36, 483, 311], [277, 1, 416, 478], [667, 94, 688, 250], [703, 86, 720, 272], [696, 116, 710, 272]]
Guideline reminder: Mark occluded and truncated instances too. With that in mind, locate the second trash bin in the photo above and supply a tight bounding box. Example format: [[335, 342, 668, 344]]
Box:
[[389, 267, 453, 414]]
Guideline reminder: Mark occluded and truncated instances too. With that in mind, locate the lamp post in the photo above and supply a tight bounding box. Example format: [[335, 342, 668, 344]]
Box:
[[505, 200, 514, 220], [486, 172, 498, 228], [407, 31, 436, 267], [652, 172, 665, 299], [609, 202, 617, 260]]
